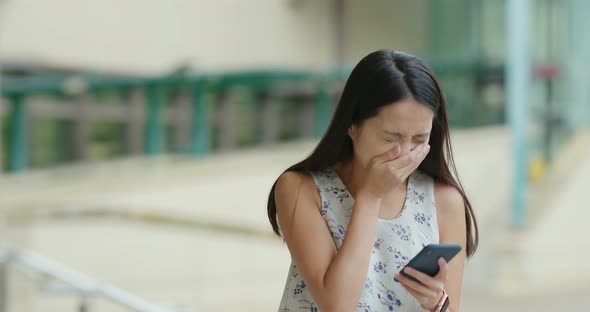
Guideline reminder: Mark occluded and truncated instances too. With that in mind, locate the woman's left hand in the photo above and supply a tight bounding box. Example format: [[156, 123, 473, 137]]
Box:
[[394, 257, 447, 311]]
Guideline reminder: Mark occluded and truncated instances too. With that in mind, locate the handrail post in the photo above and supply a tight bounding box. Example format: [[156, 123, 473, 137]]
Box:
[[9, 94, 27, 172], [145, 85, 165, 155], [314, 80, 331, 139], [190, 81, 211, 155]]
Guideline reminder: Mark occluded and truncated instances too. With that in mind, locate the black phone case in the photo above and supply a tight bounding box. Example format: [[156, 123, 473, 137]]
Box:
[[394, 244, 461, 283]]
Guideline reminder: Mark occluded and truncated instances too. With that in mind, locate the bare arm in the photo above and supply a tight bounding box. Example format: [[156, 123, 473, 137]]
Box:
[[435, 183, 467, 312], [275, 171, 381, 311], [275, 144, 429, 311], [393, 183, 467, 312]]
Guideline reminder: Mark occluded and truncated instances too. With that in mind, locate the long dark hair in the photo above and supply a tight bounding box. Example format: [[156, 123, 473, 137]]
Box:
[[266, 49, 478, 257]]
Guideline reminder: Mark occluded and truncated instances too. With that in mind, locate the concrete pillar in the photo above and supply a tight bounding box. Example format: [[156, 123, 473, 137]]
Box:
[[567, 0, 590, 129], [507, 0, 532, 226]]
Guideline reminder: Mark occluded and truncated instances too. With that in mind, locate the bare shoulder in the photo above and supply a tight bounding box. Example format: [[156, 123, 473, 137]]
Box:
[[433, 182, 465, 216], [275, 170, 321, 224], [276, 170, 320, 205], [276, 170, 313, 197]]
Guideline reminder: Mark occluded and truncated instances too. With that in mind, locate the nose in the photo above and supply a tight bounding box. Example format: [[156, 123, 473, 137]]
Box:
[[400, 142, 419, 155]]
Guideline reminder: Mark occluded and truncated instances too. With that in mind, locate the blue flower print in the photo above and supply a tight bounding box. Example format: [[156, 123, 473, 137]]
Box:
[[376, 281, 403, 311], [413, 212, 432, 227], [364, 278, 375, 295], [373, 261, 387, 274], [409, 190, 424, 205], [321, 200, 329, 216], [337, 225, 346, 236], [297, 299, 318, 312], [324, 186, 349, 203], [293, 279, 306, 295], [392, 224, 412, 242], [324, 169, 338, 180], [390, 248, 409, 271], [291, 264, 299, 279], [325, 219, 346, 245], [357, 302, 376, 312]]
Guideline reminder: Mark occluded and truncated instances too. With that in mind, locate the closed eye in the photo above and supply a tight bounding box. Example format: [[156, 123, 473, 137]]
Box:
[[414, 134, 430, 143]]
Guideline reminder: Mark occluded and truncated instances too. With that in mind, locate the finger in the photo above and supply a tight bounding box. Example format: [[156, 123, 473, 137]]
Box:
[[387, 147, 419, 169], [399, 282, 428, 304], [434, 257, 448, 282], [396, 144, 430, 176], [410, 144, 430, 164], [391, 144, 429, 167], [402, 267, 443, 289], [400, 280, 441, 312], [397, 157, 424, 179], [400, 144, 430, 169], [375, 145, 401, 164], [419, 144, 431, 161], [394, 272, 434, 297]]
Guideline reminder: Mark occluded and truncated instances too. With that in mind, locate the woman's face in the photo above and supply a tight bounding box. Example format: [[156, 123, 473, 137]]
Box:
[[348, 98, 434, 167]]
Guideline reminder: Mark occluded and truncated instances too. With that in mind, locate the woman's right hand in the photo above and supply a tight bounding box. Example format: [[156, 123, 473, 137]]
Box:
[[358, 144, 431, 200]]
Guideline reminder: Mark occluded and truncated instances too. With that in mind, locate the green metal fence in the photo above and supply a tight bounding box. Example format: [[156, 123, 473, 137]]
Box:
[[0, 63, 504, 173]]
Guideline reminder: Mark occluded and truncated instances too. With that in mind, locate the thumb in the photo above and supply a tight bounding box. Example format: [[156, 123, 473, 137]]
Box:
[[435, 257, 448, 280], [375, 145, 401, 164]]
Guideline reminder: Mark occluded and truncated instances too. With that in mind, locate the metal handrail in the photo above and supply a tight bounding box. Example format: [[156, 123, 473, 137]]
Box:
[[0, 244, 185, 312]]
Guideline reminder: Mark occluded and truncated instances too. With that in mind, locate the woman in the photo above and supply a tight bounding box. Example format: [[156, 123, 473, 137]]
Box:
[[267, 50, 478, 312]]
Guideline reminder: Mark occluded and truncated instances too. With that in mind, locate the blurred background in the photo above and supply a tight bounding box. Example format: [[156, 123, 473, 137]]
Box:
[[0, 0, 589, 311]]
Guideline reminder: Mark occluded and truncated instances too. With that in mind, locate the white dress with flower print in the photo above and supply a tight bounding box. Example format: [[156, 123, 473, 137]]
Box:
[[278, 167, 440, 312]]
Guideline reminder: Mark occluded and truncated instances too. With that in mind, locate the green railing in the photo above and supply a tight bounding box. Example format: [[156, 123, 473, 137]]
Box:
[[0, 62, 504, 173], [0, 70, 334, 172]]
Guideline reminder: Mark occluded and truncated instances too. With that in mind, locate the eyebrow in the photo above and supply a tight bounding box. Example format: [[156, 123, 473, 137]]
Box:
[[383, 130, 430, 137]]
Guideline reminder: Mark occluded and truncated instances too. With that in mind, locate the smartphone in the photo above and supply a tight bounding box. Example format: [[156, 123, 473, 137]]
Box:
[[394, 244, 462, 283]]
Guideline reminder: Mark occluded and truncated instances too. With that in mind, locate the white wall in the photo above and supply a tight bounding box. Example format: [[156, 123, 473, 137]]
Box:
[[0, 0, 334, 74], [343, 0, 429, 63], [0, 0, 430, 74]]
